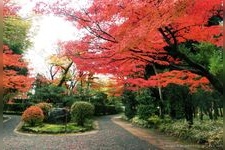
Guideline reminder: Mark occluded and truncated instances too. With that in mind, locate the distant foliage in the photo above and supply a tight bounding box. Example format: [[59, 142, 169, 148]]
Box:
[[71, 101, 94, 126], [22, 106, 44, 126], [121, 90, 138, 119], [30, 85, 66, 104]]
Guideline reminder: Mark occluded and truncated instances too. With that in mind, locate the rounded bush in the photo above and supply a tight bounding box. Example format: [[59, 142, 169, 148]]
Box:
[[35, 102, 52, 120], [22, 106, 44, 126], [71, 101, 94, 126]]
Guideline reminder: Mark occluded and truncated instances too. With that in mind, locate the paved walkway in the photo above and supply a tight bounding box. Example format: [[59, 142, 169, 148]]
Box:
[[3, 115, 203, 150], [3, 115, 157, 150]]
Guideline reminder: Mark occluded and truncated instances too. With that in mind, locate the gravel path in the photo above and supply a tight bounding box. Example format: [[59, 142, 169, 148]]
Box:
[[3, 115, 159, 150]]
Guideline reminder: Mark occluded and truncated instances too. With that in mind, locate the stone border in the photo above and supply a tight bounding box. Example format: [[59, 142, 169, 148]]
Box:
[[14, 120, 99, 136], [3, 116, 11, 123]]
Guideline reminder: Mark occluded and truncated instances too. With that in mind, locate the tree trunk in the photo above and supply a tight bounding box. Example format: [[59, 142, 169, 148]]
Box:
[[213, 101, 219, 120], [152, 64, 164, 117], [158, 27, 223, 95], [57, 61, 73, 87], [184, 95, 193, 128]]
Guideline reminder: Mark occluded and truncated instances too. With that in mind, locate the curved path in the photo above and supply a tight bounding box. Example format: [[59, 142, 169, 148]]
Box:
[[3, 115, 158, 150]]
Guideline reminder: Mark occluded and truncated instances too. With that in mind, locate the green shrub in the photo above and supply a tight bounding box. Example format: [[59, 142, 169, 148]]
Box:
[[71, 101, 94, 126], [35, 102, 53, 121], [62, 95, 79, 107], [131, 116, 149, 128], [90, 91, 107, 106], [3, 103, 33, 114], [30, 85, 66, 104], [137, 105, 155, 120], [115, 102, 124, 113], [158, 118, 223, 149], [22, 106, 44, 126], [147, 115, 162, 128], [122, 90, 138, 119]]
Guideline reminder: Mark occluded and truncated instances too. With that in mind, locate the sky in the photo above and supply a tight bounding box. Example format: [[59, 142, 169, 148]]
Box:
[[16, 0, 87, 77]]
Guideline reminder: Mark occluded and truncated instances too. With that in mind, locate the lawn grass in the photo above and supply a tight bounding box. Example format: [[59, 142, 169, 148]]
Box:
[[21, 120, 94, 134]]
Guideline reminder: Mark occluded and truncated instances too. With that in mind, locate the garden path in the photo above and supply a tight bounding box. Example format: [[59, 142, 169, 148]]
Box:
[[3, 115, 202, 150]]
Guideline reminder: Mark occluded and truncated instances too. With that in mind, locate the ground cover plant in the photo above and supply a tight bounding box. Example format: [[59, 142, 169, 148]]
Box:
[[21, 120, 94, 134]]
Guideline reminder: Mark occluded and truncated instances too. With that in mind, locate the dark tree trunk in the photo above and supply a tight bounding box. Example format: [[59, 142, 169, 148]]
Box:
[[158, 27, 223, 95], [200, 108, 204, 120], [213, 101, 219, 120], [208, 108, 213, 120], [219, 108, 223, 117], [184, 95, 194, 128], [57, 62, 73, 87]]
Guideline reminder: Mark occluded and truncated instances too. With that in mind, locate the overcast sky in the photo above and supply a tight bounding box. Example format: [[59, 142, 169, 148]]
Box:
[[16, 0, 87, 77]]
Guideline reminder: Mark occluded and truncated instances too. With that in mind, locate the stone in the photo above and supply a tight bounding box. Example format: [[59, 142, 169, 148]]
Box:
[[47, 108, 71, 124]]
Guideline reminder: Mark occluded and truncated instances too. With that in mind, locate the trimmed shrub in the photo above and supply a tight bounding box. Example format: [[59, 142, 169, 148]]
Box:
[[3, 103, 33, 114], [71, 102, 94, 126], [35, 102, 53, 121], [22, 106, 44, 126]]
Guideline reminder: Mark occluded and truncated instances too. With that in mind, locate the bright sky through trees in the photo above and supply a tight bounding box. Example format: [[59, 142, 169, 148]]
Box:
[[17, 0, 86, 77]]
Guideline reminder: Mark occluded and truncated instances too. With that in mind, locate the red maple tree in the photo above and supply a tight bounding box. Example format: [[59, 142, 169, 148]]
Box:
[[36, 0, 223, 94], [3, 0, 34, 100], [3, 45, 33, 95]]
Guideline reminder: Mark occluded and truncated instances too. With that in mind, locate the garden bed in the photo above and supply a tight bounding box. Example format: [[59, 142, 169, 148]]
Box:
[[20, 120, 95, 134], [121, 115, 223, 149]]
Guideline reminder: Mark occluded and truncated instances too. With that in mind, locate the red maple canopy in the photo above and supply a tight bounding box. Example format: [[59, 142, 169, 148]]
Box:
[[36, 0, 222, 93]]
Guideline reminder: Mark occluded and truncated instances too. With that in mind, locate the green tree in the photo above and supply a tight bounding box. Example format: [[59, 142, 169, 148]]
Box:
[[3, 16, 31, 54], [136, 88, 158, 120], [31, 85, 66, 105], [121, 90, 138, 119]]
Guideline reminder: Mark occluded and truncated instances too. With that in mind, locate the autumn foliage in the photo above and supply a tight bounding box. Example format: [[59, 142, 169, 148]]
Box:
[[35, 102, 53, 119], [34, 0, 223, 94], [3, 0, 34, 99], [22, 106, 44, 126], [3, 45, 33, 93]]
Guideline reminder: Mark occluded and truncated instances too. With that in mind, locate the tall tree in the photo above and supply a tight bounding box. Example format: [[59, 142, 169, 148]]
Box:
[[3, 0, 34, 102]]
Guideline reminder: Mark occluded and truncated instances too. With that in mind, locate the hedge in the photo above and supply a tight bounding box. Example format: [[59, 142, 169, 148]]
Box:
[[3, 103, 33, 113]]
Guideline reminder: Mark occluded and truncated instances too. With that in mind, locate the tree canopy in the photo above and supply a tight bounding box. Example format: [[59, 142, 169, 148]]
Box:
[[3, 0, 34, 101], [35, 0, 222, 94]]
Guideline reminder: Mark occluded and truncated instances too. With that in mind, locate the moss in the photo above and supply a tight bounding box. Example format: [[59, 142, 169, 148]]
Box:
[[21, 120, 94, 134]]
